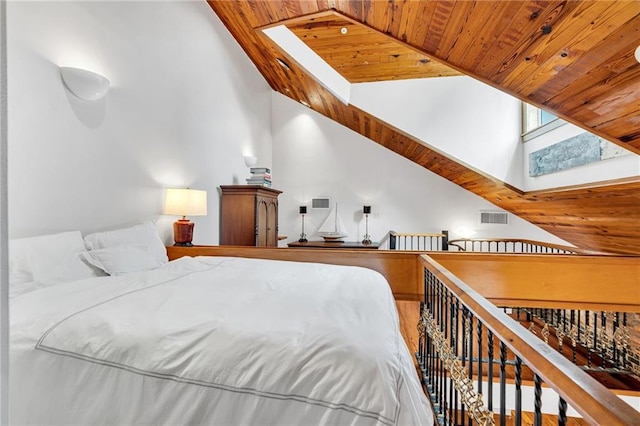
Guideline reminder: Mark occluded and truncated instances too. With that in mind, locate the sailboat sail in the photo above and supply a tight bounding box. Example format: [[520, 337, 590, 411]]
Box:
[[318, 203, 348, 240]]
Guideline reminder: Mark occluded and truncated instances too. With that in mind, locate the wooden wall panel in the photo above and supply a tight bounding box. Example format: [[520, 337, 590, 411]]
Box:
[[429, 252, 640, 312], [208, 1, 640, 255]]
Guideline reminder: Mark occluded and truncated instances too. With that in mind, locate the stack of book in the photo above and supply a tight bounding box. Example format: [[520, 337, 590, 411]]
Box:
[[246, 167, 272, 187]]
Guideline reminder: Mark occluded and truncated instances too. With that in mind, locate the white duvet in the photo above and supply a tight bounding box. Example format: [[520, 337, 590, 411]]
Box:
[[10, 256, 431, 425]]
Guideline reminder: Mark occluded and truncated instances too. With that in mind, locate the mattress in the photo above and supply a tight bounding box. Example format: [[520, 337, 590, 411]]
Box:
[[10, 256, 432, 425]]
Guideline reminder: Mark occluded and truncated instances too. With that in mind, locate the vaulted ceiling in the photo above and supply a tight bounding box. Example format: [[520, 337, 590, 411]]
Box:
[[209, 0, 640, 255]]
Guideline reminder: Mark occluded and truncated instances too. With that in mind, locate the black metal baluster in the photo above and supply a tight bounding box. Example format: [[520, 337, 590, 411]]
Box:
[[447, 292, 454, 426], [440, 283, 448, 418], [430, 273, 437, 401], [559, 396, 567, 426], [453, 300, 460, 426], [613, 312, 619, 364], [467, 311, 474, 426], [577, 310, 581, 341], [435, 281, 442, 418], [499, 342, 507, 426], [419, 271, 426, 386], [515, 357, 522, 426], [423, 272, 429, 389], [586, 310, 592, 368], [534, 374, 542, 426], [570, 309, 577, 364], [460, 307, 467, 423], [601, 311, 607, 368], [622, 313, 628, 369], [440, 283, 446, 420], [487, 330, 494, 413], [426, 272, 434, 393], [477, 319, 483, 415]]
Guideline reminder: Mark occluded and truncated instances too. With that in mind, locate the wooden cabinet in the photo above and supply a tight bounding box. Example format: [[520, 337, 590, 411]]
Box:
[[219, 185, 282, 247]]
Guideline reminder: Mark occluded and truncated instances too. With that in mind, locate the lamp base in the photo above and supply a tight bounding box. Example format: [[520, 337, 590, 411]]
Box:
[[362, 235, 372, 245], [298, 233, 308, 243], [173, 219, 194, 246]]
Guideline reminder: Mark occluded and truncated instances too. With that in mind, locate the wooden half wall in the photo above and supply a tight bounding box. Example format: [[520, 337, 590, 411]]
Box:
[[168, 247, 640, 312], [428, 252, 640, 312], [168, 246, 424, 301]]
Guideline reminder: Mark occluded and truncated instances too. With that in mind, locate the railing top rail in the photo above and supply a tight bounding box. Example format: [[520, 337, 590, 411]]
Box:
[[419, 254, 640, 426], [390, 232, 447, 237], [447, 238, 612, 255]]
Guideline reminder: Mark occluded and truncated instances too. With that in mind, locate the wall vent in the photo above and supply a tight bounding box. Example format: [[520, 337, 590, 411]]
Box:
[[311, 197, 330, 209], [480, 211, 508, 225]]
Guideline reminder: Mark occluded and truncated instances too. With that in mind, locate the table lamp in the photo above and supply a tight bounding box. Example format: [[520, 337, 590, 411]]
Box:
[[164, 188, 207, 246]]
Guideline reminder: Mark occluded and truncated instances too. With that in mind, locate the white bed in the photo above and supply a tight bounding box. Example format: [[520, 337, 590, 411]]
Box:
[[9, 227, 431, 425]]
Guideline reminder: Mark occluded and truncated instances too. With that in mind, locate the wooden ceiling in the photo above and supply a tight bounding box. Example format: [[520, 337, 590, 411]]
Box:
[[282, 11, 462, 82], [209, 0, 640, 255]]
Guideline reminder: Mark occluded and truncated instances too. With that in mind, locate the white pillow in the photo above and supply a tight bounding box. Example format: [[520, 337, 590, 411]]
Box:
[[84, 221, 168, 265], [8, 238, 33, 285], [9, 231, 98, 287], [82, 245, 162, 276], [9, 280, 50, 298]]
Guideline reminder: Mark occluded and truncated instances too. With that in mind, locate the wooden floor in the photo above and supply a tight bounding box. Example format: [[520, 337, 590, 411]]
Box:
[[396, 301, 420, 367]]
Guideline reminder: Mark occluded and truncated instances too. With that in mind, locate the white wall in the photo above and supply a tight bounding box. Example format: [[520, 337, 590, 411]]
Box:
[[7, 1, 272, 244], [523, 122, 640, 191], [271, 92, 568, 246], [350, 77, 525, 189], [0, 0, 8, 421]]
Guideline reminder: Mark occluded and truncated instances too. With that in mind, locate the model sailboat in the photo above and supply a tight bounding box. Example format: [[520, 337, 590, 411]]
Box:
[[318, 203, 349, 241]]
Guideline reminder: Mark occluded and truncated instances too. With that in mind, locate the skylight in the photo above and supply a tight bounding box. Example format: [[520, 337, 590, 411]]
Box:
[[262, 25, 351, 104]]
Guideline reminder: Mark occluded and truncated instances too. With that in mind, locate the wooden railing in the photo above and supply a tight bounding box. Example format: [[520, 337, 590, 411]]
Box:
[[418, 255, 640, 425], [447, 238, 604, 255], [383, 233, 603, 255], [386, 230, 449, 251]]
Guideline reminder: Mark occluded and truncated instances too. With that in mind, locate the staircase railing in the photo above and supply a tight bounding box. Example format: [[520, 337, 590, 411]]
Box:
[[447, 238, 604, 255], [384, 233, 603, 255], [511, 308, 640, 383], [417, 255, 640, 425]]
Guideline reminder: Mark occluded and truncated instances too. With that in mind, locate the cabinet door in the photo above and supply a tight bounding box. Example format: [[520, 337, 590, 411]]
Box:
[[266, 199, 278, 246], [256, 197, 268, 246]]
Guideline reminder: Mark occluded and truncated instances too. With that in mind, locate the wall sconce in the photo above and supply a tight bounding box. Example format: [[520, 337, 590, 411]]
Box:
[[164, 188, 208, 246], [456, 226, 476, 239], [60, 67, 110, 101], [362, 205, 372, 245], [298, 206, 308, 243], [244, 155, 258, 168]]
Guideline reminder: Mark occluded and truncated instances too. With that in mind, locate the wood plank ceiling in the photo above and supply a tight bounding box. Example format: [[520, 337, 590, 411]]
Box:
[[209, 0, 640, 255], [284, 11, 462, 82]]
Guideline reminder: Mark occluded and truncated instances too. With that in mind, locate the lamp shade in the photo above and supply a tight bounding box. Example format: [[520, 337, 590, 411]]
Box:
[[299, 206, 307, 214], [60, 67, 110, 101], [363, 205, 371, 214], [164, 188, 207, 217]]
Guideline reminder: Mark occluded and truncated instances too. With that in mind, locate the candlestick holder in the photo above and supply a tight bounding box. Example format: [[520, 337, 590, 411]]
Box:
[[362, 205, 372, 244], [298, 206, 308, 242]]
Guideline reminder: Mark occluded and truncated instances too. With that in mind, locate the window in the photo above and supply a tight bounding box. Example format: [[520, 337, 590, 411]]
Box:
[[522, 102, 564, 141]]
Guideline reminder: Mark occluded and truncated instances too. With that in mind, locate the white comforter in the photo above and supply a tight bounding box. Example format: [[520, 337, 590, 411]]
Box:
[[10, 256, 431, 425]]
